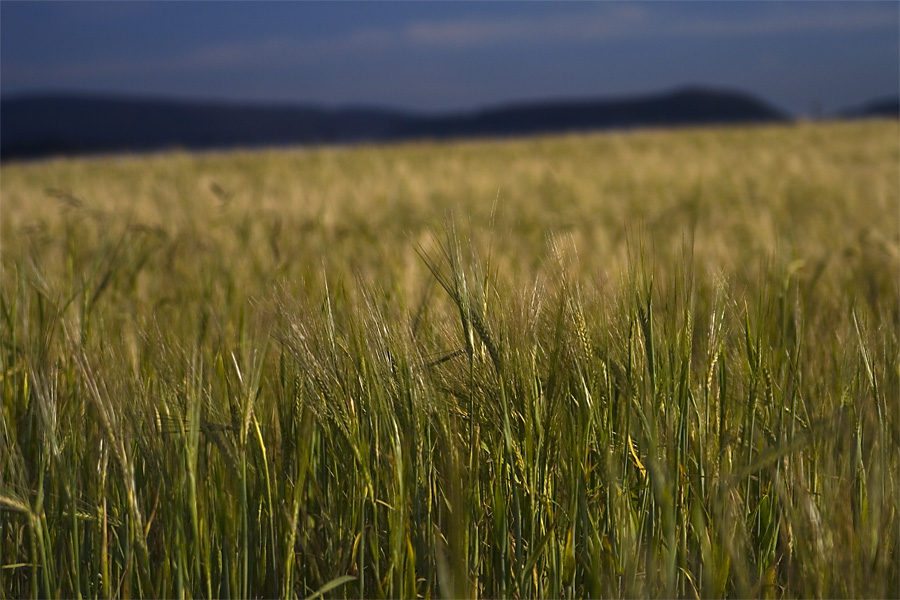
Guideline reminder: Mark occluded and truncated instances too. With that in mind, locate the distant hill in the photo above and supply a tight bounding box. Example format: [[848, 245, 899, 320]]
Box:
[[400, 87, 789, 139], [836, 96, 900, 119], [0, 95, 414, 161], [1, 86, 790, 161]]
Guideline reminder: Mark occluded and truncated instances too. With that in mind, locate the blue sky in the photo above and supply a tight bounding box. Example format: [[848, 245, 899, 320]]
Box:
[[2, 1, 897, 115]]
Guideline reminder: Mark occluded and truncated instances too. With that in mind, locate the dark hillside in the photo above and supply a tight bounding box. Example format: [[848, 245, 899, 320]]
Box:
[[837, 96, 900, 119], [0, 95, 413, 160], [1, 86, 791, 161], [401, 87, 789, 139]]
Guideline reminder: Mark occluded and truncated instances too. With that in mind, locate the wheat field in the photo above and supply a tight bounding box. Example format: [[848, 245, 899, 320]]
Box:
[[1, 119, 898, 598]]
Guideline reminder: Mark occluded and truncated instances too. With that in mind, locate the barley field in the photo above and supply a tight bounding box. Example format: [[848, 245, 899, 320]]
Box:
[[1, 120, 898, 598]]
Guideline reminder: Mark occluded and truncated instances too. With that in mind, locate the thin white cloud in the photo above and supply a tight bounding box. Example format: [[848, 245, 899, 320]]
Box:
[[402, 3, 897, 48], [405, 5, 647, 47], [660, 5, 899, 39]]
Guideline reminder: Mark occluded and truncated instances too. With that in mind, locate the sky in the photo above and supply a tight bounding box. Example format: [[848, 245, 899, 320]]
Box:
[[2, 1, 898, 116]]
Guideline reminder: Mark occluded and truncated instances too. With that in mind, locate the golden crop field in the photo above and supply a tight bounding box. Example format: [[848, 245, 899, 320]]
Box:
[[1, 119, 898, 598]]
